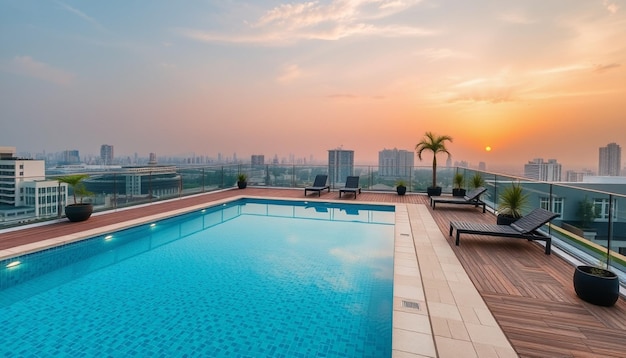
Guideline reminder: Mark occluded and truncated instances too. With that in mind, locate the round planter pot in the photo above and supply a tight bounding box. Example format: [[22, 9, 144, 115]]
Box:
[[65, 203, 93, 222], [237, 181, 247, 189], [497, 214, 518, 225], [427, 187, 442, 197], [396, 186, 406, 196], [452, 188, 466, 197], [573, 265, 620, 307]]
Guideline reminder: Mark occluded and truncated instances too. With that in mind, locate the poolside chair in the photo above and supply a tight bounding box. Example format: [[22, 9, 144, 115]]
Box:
[[449, 208, 559, 254], [304, 174, 330, 197], [339, 176, 361, 199], [431, 186, 487, 212]]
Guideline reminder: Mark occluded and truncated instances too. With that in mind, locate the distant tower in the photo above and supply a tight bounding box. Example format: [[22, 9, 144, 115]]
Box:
[[148, 152, 157, 165], [599, 143, 621, 176], [378, 148, 414, 178], [328, 148, 354, 185], [251, 155, 265, 166], [100, 144, 114, 165]]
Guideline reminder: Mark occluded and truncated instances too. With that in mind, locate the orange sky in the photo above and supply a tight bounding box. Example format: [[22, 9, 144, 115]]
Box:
[[1, 0, 624, 174]]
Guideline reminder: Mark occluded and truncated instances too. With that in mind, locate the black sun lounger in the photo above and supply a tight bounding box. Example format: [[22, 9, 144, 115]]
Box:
[[304, 174, 330, 196], [339, 176, 361, 199], [449, 208, 559, 254], [431, 187, 487, 212]]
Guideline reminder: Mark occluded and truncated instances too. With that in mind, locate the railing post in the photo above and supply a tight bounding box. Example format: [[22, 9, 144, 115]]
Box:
[[57, 181, 62, 218], [113, 173, 117, 209], [607, 194, 614, 268]]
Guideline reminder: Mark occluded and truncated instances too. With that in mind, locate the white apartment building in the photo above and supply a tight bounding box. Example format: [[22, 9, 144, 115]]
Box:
[[0, 146, 67, 224], [523, 158, 562, 182], [328, 149, 354, 185]]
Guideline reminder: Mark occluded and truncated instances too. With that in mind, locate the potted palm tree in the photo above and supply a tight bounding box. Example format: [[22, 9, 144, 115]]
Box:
[[57, 174, 93, 222], [415, 132, 453, 197], [452, 172, 466, 197], [395, 179, 407, 196], [470, 172, 485, 189], [497, 183, 528, 225], [237, 173, 248, 189]]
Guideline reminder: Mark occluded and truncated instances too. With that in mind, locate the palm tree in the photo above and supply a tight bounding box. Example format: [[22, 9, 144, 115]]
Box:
[[57, 174, 91, 204], [415, 132, 453, 192], [497, 183, 529, 219]]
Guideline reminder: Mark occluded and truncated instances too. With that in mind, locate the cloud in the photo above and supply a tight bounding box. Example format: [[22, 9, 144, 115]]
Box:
[[416, 48, 473, 61], [327, 93, 358, 99], [531, 64, 589, 75], [442, 75, 519, 104], [158, 62, 177, 70], [447, 87, 516, 104], [4, 56, 75, 85], [499, 10, 534, 24], [55, 1, 106, 32], [603, 0, 619, 14], [177, 0, 433, 45], [593, 63, 621, 73], [276, 64, 303, 83]]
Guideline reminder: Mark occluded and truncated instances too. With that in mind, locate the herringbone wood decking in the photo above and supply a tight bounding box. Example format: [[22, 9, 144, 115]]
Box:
[[2, 188, 625, 357]]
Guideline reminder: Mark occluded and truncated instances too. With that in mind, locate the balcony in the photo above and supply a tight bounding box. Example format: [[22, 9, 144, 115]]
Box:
[[1, 164, 626, 356]]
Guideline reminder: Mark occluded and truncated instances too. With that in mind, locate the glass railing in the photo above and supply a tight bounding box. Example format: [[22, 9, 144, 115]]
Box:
[[2, 163, 625, 285]]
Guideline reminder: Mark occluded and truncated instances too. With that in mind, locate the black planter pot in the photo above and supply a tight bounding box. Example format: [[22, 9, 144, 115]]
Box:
[[497, 214, 518, 225], [426, 187, 442, 197], [573, 265, 620, 307], [237, 181, 247, 189], [452, 188, 466, 197], [396, 185, 407, 196], [65, 203, 93, 222]]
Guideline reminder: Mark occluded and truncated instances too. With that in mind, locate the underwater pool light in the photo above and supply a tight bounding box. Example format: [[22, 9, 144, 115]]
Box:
[[6, 261, 21, 268]]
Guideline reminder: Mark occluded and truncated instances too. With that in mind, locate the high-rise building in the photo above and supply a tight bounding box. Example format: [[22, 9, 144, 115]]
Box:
[[251, 155, 265, 166], [60, 150, 80, 164], [100, 144, 114, 165], [328, 149, 354, 185], [148, 153, 157, 165], [378, 148, 414, 178], [0, 146, 67, 224], [599, 142, 621, 176], [566, 169, 595, 182], [523, 158, 562, 181]]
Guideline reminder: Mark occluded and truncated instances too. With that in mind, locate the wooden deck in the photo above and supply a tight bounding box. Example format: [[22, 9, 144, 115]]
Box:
[[2, 188, 625, 357]]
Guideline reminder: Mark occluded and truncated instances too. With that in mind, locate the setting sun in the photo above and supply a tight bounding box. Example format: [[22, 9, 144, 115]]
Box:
[[485, 146, 492, 152]]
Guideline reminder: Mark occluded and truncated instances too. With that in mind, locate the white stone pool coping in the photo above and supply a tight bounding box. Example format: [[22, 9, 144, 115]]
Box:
[[1, 196, 517, 357]]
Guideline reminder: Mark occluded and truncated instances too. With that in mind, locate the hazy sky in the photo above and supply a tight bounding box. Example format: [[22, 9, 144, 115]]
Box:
[[1, 0, 625, 172]]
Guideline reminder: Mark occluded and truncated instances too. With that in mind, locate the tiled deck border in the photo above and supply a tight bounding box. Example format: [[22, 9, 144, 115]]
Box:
[[1, 195, 517, 357]]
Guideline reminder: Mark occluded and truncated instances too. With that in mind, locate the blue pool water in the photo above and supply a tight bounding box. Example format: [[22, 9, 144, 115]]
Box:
[[0, 199, 395, 357]]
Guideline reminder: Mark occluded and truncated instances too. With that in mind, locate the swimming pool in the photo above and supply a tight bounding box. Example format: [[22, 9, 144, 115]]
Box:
[[1, 198, 395, 357]]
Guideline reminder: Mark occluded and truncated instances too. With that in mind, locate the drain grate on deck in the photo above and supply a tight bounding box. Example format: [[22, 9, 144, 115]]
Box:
[[402, 300, 420, 310]]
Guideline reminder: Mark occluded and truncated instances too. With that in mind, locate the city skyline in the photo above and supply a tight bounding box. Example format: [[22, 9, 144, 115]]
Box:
[[1, 1, 625, 171]]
